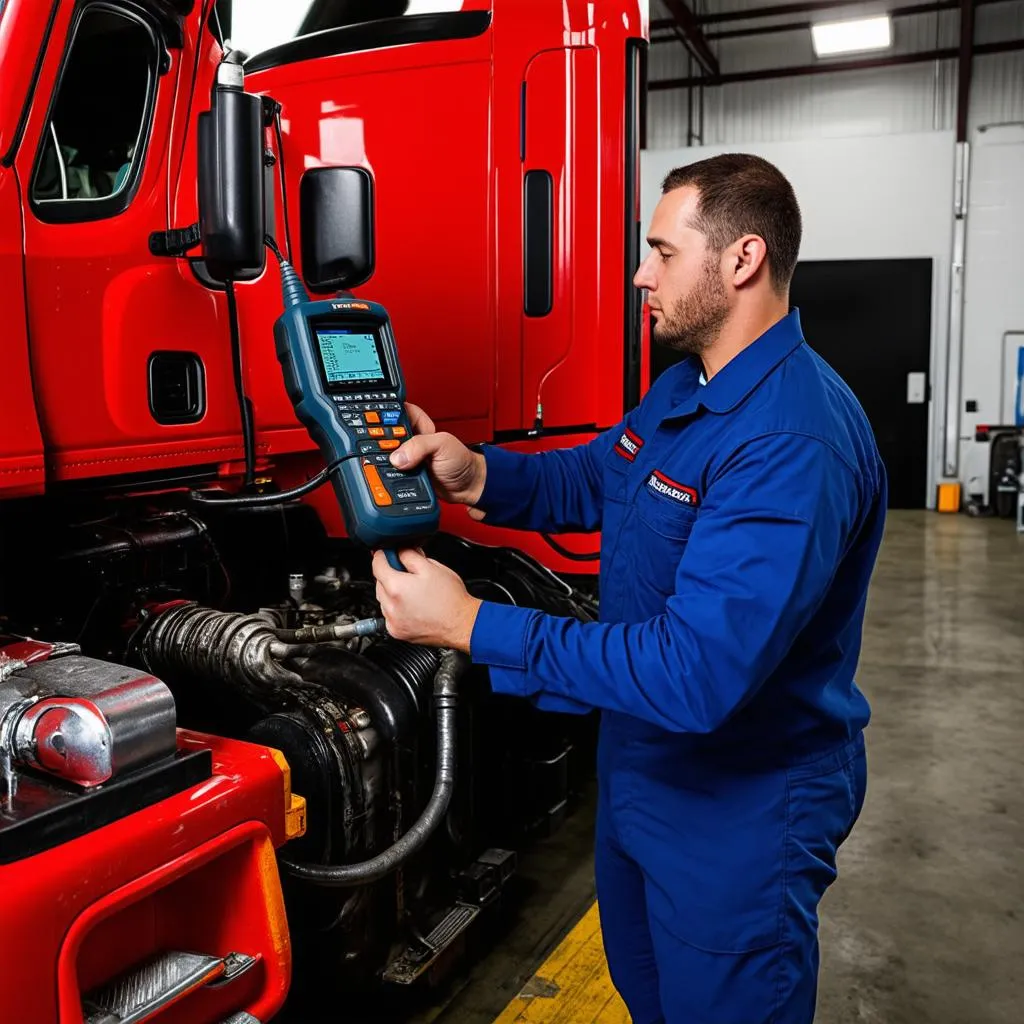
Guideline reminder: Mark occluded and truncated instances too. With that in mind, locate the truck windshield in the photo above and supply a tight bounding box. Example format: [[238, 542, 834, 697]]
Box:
[[219, 1, 467, 60]]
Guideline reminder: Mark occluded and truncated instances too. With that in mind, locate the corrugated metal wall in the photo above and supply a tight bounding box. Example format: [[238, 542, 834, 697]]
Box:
[[647, 0, 1024, 147]]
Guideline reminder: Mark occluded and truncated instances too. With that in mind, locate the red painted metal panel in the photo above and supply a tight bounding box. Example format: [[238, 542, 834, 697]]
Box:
[[0, 0, 49, 497], [0, 731, 293, 1024], [0, 0, 648, 570]]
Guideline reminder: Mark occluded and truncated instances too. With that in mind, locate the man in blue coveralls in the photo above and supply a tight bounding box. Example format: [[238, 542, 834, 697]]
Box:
[[372, 153, 887, 1022]]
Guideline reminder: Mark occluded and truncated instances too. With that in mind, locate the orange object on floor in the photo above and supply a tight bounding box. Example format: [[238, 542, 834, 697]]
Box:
[[937, 482, 961, 512]]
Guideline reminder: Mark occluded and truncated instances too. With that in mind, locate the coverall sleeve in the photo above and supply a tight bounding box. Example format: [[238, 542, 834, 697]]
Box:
[[473, 425, 621, 534], [471, 433, 866, 732]]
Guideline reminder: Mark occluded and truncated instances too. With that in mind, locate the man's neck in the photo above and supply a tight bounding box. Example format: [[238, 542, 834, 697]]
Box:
[[701, 299, 789, 381]]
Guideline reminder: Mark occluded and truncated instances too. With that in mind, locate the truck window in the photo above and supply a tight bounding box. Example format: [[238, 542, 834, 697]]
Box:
[[31, 5, 158, 220], [220, 0, 466, 59]]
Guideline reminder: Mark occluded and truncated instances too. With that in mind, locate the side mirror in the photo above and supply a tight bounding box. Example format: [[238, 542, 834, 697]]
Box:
[[197, 61, 265, 282], [300, 167, 375, 293]]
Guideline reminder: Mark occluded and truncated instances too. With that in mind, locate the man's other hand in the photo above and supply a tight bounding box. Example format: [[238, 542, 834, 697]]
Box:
[[372, 549, 482, 652], [389, 404, 487, 512]]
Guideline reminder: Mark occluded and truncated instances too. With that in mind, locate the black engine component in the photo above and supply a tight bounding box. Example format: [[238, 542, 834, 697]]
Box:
[[0, 492, 600, 997]]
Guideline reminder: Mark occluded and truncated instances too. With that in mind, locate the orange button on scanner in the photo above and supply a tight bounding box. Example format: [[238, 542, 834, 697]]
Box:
[[364, 411, 381, 424], [362, 463, 393, 506], [379, 440, 401, 451], [368, 427, 386, 437], [391, 426, 408, 439]]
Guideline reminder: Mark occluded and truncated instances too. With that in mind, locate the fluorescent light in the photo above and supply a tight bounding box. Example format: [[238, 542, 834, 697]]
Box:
[[812, 15, 892, 57]]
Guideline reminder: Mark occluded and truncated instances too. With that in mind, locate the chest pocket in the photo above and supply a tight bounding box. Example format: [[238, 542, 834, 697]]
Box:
[[603, 444, 633, 504], [631, 485, 699, 598]]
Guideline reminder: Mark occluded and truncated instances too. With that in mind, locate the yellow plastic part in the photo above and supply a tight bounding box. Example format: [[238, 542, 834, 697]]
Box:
[[493, 902, 629, 1024], [937, 482, 961, 513], [267, 747, 308, 841]]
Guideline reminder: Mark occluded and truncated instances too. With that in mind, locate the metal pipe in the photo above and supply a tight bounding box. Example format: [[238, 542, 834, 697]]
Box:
[[649, 37, 1024, 89], [956, 0, 976, 141], [270, 616, 385, 646], [279, 648, 468, 887]]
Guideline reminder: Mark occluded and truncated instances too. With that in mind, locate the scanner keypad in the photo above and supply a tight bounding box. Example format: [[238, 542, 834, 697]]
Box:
[[340, 397, 428, 512]]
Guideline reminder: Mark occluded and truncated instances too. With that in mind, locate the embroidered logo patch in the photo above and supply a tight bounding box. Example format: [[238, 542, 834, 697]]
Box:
[[647, 470, 699, 506], [614, 427, 644, 462]]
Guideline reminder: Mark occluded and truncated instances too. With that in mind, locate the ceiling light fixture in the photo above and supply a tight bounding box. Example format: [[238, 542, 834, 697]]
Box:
[[812, 15, 893, 58]]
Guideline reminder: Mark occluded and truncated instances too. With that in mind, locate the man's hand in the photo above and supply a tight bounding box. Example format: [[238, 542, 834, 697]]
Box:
[[390, 404, 487, 513], [372, 549, 482, 652]]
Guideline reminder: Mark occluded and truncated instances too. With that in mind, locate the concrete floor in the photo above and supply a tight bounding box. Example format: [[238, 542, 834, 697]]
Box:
[[426, 511, 1024, 1023], [815, 510, 1024, 1024]]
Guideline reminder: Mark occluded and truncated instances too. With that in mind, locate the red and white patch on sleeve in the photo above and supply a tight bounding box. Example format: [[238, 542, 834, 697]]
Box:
[[614, 427, 645, 462]]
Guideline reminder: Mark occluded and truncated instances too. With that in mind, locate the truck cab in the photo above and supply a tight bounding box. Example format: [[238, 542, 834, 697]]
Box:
[[0, 2, 648, 1020], [1, 0, 648, 565]]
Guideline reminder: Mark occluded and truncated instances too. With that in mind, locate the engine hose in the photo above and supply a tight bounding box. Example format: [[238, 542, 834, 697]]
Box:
[[271, 616, 385, 646], [280, 647, 468, 887], [138, 603, 305, 698]]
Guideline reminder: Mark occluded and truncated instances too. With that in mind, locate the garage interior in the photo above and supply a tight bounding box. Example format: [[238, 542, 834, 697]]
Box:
[[406, 1, 1024, 1020], [0, 1, 1021, 1023]]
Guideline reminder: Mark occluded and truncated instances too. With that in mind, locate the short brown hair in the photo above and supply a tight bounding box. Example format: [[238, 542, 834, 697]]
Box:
[[662, 154, 802, 293]]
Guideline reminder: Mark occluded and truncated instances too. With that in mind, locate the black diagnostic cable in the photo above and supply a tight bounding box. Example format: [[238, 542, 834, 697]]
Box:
[[189, 236, 349, 508], [272, 109, 294, 262], [540, 532, 601, 562], [224, 278, 257, 488], [188, 454, 359, 507]]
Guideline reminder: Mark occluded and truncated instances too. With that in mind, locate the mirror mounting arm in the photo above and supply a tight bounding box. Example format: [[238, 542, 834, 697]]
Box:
[[149, 222, 201, 258]]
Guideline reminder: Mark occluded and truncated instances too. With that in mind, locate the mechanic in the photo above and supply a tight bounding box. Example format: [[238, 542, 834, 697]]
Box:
[[372, 153, 887, 1023]]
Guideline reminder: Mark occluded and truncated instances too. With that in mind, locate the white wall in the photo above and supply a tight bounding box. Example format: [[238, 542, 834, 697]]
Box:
[[642, 133, 957, 505], [958, 124, 1024, 499]]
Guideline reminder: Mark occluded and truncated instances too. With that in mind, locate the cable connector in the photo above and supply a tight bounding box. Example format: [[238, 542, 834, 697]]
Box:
[[279, 258, 308, 310]]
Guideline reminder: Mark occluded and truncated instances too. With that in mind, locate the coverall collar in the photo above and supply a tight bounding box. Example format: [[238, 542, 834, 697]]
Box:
[[665, 308, 806, 419]]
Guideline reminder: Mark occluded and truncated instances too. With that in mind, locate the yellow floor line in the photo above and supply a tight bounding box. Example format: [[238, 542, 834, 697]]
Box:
[[493, 903, 630, 1024]]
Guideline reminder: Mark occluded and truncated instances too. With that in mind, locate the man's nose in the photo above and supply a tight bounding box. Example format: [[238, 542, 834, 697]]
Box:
[[633, 255, 656, 291]]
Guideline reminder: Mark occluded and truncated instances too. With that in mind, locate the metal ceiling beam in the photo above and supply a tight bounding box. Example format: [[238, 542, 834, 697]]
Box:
[[659, 0, 720, 76], [648, 35, 1024, 88], [697, 0, 868, 24], [650, 0, 1008, 44], [652, 1, 956, 43]]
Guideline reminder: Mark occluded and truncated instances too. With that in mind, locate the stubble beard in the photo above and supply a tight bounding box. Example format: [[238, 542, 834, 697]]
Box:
[[653, 255, 730, 358]]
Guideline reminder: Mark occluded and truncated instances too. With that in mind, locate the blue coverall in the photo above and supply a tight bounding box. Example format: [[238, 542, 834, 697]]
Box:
[[470, 311, 886, 1023]]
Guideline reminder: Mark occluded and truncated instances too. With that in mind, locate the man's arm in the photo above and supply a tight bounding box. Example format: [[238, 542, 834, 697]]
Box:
[[472, 426, 622, 534], [471, 433, 868, 732]]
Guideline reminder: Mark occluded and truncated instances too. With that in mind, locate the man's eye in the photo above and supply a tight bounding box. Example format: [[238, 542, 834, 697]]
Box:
[[659, 251, 672, 263]]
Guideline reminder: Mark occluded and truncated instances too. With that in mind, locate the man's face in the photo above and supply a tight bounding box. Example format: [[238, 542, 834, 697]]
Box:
[[633, 186, 730, 357]]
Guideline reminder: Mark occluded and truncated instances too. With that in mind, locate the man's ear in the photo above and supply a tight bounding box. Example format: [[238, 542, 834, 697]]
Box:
[[730, 234, 769, 288]]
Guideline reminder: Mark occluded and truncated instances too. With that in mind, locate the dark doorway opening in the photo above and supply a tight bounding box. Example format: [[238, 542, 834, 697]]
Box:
[[648, 258, 933, 509]]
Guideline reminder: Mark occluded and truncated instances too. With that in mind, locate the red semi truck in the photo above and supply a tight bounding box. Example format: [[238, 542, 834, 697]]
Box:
[[0, 1, 649, 1021]]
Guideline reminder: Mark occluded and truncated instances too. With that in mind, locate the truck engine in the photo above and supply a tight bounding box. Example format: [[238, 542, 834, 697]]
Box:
[[0, 492, 599, 998]]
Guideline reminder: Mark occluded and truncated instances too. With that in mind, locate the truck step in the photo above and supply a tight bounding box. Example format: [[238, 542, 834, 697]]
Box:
[[382, 903, 480, 985], [83, 950, 259, 1024]]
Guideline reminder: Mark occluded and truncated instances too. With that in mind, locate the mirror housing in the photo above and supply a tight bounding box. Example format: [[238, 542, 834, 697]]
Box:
[[300, 167, 375, 293], [197, 60, 265, 282]]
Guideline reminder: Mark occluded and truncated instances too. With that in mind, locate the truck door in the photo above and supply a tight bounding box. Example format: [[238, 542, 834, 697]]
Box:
[[0, 0, 48, 497], [231, 0, 646, 447], [12, 0, 251, 485], [232, 0, 498, 443]]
